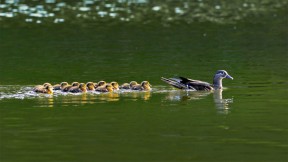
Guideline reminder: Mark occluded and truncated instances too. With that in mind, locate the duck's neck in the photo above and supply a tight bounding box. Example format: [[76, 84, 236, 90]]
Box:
[[213, 77, 223, 89]]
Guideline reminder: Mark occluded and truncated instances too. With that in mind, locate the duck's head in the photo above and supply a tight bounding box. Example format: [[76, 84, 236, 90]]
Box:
[[110, 81, 119, 90], [45, 85, 54, 94], [60, 82, 69, 87], [86, 82, 95, 90], [71, 82, 80, 87], [129, 81, 138, 87], [141, 81, 152, 90], [214, 70, 233, 80], [79, 83, 87, 92], [106, 84, 113, 92]]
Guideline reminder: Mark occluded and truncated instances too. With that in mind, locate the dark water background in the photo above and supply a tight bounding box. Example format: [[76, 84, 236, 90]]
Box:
[[0, 1, 288, 162]]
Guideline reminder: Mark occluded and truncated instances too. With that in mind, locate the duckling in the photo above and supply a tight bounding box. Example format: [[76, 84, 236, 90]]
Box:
[[131, 81, 152, 91], [34, 83, 52, 90], [53, 82, 68, 90], [161, 70, 233, 91], [110, 81, 119, 90], [68, 83, 87, 93], [95, 81, 106, 88], [33, 85, 53, 94], [62, 82, 79, 92], [86, 82, 95, 91], [119, 81, 138, 89], [95, 84, 113, 92]]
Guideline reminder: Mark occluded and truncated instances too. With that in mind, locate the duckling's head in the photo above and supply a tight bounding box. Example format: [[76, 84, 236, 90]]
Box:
[[106, 84, 113, 92], [141, 81, 152, 90], [129, 81, 138, 87], [110, 81, 119, 90], [214, 70, 233, 80], [43, 83, 52, 87], [60, 82, 69, 87], [86, 82, 95, 90], [97, 81, 106, 87], [71, 82, 80, 87], [45, 85, 54, 94]]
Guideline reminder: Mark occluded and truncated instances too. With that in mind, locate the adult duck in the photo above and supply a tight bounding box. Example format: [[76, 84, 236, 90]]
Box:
[[161, 70, 233, 91]]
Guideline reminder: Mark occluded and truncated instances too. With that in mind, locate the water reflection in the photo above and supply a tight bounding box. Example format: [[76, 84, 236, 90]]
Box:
[[213, 89, 233, 114], [0, 0, 286, 26], [163, 89, 233, 114]]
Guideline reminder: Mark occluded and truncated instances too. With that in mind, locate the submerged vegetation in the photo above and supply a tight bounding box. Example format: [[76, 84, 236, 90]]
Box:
[[0, 0, 287, 27]]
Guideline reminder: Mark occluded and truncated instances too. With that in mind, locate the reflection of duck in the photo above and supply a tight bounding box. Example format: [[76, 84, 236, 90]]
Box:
[[161, 70, 233, 91], [213, 89, 233, 114], [119, 81, 138, 89], [33, 85, 53, 94], [53, 82, 68, 90], [110, 81, 119, 90], [62, 82, 79, 92], [86, 82, 95, 91], [95, 84, 113, 92], [131, 81, 152, 91], [68, 83, 87, 93], [164, 90, 211, 101]]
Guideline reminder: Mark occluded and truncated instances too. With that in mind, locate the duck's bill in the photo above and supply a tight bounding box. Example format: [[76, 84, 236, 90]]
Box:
[[225, 74, 233, 80]]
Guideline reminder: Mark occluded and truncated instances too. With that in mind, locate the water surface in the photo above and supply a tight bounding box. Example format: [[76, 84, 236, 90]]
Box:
[[0, 8, 287, 162]]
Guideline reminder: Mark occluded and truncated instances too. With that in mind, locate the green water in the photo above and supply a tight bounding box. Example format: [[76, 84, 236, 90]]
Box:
[[1, 10, 288, 162]]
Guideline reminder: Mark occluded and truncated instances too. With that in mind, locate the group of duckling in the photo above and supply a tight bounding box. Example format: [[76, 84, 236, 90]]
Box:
[[33, 81, 152, 94]]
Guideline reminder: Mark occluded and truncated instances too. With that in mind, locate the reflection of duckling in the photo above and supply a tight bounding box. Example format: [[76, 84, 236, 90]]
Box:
[[110, 81, 119, 90], [53, 82, 68, 90], [95, 81, 106, 88], [96, 84, 113, 92], [33, 85, 53, 94], [86, 82, 95, 91], [120, 81, 138, 89], [62, 82, 79, 92], [68, 83, 87, 93], [131, 81, 152, 91]]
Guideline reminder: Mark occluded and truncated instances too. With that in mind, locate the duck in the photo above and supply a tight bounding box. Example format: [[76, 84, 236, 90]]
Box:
[[119, 81, 138, 89], [161, 70, 233, 91], [62, 82, 80, 92], [86, 82, 95, 91], [34, 83, 52, 89], [53, 82, 68, 90], [110, 81, 119, 90], [33, 84, 53, 94], [94, 81, 106, 88], [131, 81, 152, 91], [95, 84, 113, 92], [68, 83, 87, 93]]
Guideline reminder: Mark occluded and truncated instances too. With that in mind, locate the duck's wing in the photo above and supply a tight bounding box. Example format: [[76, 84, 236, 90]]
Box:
[[161, 77, 194, 90], [179, 77, 213, 91]]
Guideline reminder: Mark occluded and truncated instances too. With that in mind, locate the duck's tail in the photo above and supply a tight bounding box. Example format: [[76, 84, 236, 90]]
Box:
[[161, 77, 188, 89]]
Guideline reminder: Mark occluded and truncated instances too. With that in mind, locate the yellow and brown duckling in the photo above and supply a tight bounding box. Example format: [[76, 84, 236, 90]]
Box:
[[53, 82, 68, 90], [62, 82, 79, 92], [95, 84, 113, 92], [94, 81, 107, 88], [86, 82, 96, 91], [68, 83, 87, 93], [119, 81, 138, 89], [33, 84, 53, 94], [110, 81, 119, 90], [131, 81, 152, 91], [34, 83, 52, 90]]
